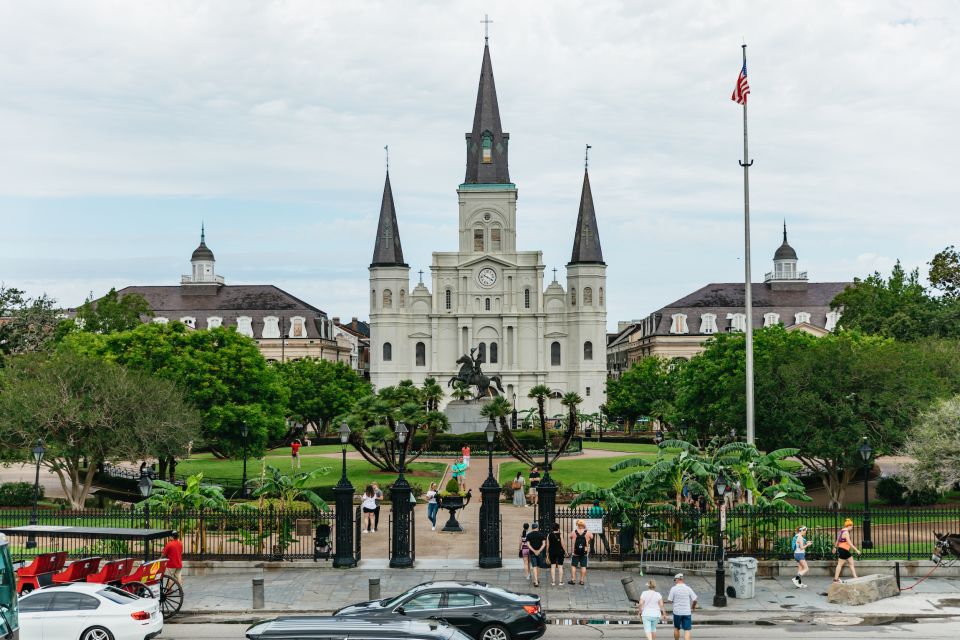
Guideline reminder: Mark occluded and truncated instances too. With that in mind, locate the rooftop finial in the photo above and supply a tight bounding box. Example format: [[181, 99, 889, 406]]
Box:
[[584, 144, 592, 170], [783, 220, 787, 243], [481, 14, 493, 43], [201, 221, 205, 244], [384, 145, 389, 173]]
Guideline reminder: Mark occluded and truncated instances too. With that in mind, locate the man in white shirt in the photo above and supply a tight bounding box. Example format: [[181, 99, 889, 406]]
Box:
[[667, 573, 697, 640]]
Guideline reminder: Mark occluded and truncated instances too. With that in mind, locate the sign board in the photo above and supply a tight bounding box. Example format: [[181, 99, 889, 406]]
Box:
[[295, 519, 313, 537], [720, 505, 727, 532], [585, 519, 604, 534]]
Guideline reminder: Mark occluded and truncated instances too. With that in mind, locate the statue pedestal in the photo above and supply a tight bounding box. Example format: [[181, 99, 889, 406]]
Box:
[[444, 399, 490, 435]]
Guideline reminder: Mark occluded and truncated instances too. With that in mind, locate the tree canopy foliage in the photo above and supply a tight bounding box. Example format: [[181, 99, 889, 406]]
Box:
[[901, 395, 960, 494], [0, 286, 62, 359], [73, 287, 153, 334], [605, 356, 681, 430], [274, 358, 370, 435], [0, 349, 199, 508]]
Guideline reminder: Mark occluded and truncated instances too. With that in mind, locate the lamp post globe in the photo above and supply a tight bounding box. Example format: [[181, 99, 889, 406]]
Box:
[[713, 473, 728, 607], [137, 468, 154, 531], [859, 437, 874, 549], [389, 421, 413, 568], [26, 439, 45, 549], [479, 417, 502, 568], [333, 420, 356, 567]]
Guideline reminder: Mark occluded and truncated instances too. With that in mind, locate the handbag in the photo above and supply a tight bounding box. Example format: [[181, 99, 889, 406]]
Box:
[[511, 480, 521, 490]]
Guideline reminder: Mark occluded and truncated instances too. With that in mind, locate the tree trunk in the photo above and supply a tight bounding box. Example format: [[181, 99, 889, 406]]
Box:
[[168, 457, 178, 482], [158, 458, 169, 481]]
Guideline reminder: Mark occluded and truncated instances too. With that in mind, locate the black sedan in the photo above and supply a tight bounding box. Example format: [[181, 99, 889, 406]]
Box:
[[333, 581, 546, 640]]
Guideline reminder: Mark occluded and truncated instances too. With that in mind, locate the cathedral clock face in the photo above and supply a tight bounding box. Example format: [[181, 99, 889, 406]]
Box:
[[477, 267, 497, 288]]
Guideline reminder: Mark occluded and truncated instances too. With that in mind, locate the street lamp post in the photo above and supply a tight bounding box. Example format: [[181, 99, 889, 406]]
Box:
[[536, 429, 558, 533], [138, 468, 154, 560], [26, 439, 45, 549], [859, 437, 873, 549], [333, 421, 357, 568], [240, 422, 250, 499], [511, 393, 518, 430], [678, 421, 689, 441], [389, 422, 413, 568], [479, 418, 502, 568], [713, 474, 728, 607]]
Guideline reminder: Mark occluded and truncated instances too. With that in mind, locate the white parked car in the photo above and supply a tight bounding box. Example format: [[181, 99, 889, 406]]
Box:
[[18, 582, 162, 640]]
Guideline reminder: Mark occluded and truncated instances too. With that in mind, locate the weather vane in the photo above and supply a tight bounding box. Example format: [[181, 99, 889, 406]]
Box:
[[585, 144, 592, 169], [384, 145, 389, 172]]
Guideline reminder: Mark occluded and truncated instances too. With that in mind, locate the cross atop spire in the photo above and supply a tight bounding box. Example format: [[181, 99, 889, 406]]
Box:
[[481, 14, 493, 43], [418, 269, 424, 284], [584, 144, 591, 170], [463, 40, 511, 184], [552, 267, 558, 282], [385, 145, 389, 172], [370, 171, 408, 268]]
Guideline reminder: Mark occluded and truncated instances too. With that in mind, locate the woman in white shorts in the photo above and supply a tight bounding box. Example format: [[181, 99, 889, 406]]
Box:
[[638, 579, 666, 640]]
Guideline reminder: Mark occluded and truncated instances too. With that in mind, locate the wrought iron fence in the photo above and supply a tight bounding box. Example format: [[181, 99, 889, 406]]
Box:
[[551, 506, 960, 561], [1, 506, 337, 562]]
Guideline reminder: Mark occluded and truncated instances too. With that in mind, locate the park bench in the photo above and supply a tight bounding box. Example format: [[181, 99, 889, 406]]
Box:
[[15, 551, 68, 594], [87, 557, 135, 586], [52, 556, 102, 584]]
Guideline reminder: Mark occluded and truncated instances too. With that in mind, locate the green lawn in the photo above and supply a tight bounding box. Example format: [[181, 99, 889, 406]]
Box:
[[177, 454, 446, 495], [499, 455, 645, 489], [582, 441, 661, 454]]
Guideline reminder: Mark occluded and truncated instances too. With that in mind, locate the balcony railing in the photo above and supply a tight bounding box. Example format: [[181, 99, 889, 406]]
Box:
[[764, 270, 807, 282]]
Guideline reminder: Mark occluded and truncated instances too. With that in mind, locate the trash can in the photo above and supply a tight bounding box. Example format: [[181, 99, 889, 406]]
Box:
[[727, 556, 758, 599]]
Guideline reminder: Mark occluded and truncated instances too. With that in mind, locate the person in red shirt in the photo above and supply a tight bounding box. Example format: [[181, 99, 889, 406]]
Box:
[[291, 439, 302, 469], [162, 531, 184, 585], [462, 445, 471, 469]]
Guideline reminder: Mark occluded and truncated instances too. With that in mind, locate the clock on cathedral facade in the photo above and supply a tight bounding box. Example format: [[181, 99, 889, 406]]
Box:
[[368, 41, 608, 417]]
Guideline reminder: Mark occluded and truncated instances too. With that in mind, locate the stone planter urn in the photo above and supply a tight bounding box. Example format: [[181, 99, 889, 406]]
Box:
[[439, 491, 472, 532]]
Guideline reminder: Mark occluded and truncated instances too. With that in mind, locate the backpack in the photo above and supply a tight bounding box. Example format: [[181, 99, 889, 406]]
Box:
[[791, 535, 799, 552], [574, 531, 588, 556]]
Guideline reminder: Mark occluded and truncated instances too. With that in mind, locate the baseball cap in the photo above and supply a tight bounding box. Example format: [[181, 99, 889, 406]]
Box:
[[531, 522, 539, 529], [674, 573, 684, 580]]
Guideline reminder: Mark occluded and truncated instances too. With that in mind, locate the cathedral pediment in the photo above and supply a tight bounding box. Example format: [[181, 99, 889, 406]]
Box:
[[457, 254, 517, 269], [408, 331, 432, 339], [544, 330, 568, 339]]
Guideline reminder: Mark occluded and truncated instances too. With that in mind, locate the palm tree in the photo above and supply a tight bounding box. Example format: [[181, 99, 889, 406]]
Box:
[[482, 396, 538, 466], [422, 377, 444, 411], [451, 381, 472, 401], [561, 392, 583, 431], [421, 410, 449, 451], [527, 384, 552, 458]]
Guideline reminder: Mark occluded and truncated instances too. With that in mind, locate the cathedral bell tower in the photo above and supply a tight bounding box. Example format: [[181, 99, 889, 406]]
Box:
[[369, 170, 410, 377]]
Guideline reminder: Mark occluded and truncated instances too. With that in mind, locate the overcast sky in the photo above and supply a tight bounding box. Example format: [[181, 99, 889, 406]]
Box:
[[2, 1, 957, 330]]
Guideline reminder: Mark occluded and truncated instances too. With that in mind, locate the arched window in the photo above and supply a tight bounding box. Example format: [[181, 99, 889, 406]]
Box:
[[551, 341, 561, 366], [382, 342, 392, 362], [399, 289, 406, 308], [415, 342, 426, 367], [382, 289, 392, 308], [474, 228, 484, 252], [599, 287, 604, 305], [490, 227, 501, 251], [490, 342, 498, 364], [445, 288, 452, 310], [484, 297, 491, 311], [571, 288, 577, 307], [583, 287, 593, 305], [478, 342, 486, 362], [524, 288, 531, 309], [371, 289, 376, 309], [583, 341, 593, 360]]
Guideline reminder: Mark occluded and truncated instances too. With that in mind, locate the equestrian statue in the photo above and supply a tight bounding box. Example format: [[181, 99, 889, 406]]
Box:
[[447, 347, 504, 400]]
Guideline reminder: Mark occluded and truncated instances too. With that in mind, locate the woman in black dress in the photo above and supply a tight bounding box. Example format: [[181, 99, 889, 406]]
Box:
[[547, 522, 566, 586], [528, 466, 541, 506]]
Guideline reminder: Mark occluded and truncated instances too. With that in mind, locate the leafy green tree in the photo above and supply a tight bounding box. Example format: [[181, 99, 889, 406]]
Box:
[[929, 246, 960, 299], [341, 382, 425, 472], [252, 465, 330, 511], [74, 288, 153, 334], [0, 286, 62, 358], [901, 395, 960, 494], [275, 358, 369, 435], [606, 357, 681, 431], [137, 472, 228, 513], [66, 322, 288, 469], [0, 350, 199, 508]]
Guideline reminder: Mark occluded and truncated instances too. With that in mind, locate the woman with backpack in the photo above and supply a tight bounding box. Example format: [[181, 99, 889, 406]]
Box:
[[512, 471, 526, 507], [568, 519, 593, 585], [833, 518, 861, 583], [519, 522, 531, 580], [791, 525, 811, 588]]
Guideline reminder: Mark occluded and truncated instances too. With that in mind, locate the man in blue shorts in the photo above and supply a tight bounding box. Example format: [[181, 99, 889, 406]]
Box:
[[667, 573, 697, 640]]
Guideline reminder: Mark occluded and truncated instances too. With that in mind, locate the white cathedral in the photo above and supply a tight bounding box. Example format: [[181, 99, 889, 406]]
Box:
[[369, 41, 608, 416]]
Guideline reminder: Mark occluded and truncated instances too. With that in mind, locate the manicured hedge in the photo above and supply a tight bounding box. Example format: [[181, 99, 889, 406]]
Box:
[[0, 482, 44, 506]]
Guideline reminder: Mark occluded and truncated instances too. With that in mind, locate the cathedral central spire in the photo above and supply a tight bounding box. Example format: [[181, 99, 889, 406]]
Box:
[[463, 42, 510, 184]]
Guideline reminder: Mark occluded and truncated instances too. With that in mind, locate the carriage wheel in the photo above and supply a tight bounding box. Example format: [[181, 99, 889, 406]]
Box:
[[19, 583, 34, 596], [123, 582, 153, 599], [159, 575, 183, 618]]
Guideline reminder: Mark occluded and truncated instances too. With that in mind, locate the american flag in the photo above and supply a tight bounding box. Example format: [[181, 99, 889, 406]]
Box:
[[731, 60, 750, 105]]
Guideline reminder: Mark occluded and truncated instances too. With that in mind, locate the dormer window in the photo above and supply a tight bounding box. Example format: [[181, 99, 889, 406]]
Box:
[[481, 131, 493, 163], [726, 313, 747, 332]]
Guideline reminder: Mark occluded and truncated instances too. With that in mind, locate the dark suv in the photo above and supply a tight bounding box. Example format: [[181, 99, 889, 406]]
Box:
[[333, 581, 546, 640], [246, 616, 472, 640]]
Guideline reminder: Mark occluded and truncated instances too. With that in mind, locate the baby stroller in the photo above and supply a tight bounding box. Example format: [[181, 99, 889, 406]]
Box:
[[314, 523, 332, 561]]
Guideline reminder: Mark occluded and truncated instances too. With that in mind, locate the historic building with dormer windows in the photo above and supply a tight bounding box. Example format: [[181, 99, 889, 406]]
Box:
[[368, 41, 608, 415]]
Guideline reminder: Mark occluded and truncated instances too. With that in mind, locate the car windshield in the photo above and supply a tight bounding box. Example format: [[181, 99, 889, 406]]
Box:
[[99, 586, 139, 604]]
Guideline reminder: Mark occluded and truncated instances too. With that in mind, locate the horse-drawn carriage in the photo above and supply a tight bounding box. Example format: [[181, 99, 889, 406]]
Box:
[[1, 525, 184, 619]]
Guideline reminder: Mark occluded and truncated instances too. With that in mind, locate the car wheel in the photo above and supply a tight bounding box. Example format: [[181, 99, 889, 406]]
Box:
[[479, 624, 511, 640], [79, 626, 115, 640]]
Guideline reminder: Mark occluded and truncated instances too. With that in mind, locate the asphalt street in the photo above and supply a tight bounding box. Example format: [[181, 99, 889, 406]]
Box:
[[158, 619, 960, 639]]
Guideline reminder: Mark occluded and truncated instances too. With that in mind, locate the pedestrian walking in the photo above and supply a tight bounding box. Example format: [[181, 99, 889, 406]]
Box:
[[667, 573, 697, 640], [512, 471, 526, 507], [833, 518, 861, 583], [528, 466, 541, 506], [452, 457, 467, 491], [161, 531, 184, 586], [638, 579, 667, 640], [547, 523, 566, 586], [791, 525, 811, 588], [291, 439, 302, 469], [526, 522, 547, 587], [361, 485, 377, 533], [568, 519, 593, 585], [462, 445, 471, 468], [519, 523, 531, 580], [371, 483, 384, 532], [425, 482, 439, 531]]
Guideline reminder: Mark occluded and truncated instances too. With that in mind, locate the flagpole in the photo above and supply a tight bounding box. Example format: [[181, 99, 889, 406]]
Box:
[[740, 43, 755, 446]]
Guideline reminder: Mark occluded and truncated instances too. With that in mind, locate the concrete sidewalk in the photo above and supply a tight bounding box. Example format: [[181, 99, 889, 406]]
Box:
[[177, 564, 960, 623]]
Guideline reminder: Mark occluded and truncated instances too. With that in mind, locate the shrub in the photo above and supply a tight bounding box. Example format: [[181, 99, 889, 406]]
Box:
[[444, 478, 461, 495], [876, 475, 942, 506], [0, 482, 44, 507]]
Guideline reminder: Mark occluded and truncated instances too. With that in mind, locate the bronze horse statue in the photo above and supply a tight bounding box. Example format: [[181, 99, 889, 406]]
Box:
[[447, 350, 504, 400]]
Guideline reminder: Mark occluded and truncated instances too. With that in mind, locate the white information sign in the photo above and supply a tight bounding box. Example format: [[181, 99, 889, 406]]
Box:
[[585, 519, 604, 534]]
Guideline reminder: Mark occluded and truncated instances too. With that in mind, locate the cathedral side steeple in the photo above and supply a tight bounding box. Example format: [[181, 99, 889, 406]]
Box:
[[463, 43, 510, 185], [568, 169, 604, 265], [370, 171, 407, 267]]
